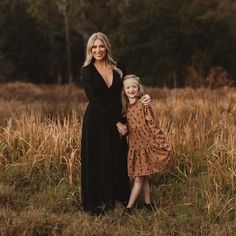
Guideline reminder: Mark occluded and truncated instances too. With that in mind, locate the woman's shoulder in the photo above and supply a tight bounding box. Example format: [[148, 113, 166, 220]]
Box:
[[81, 63, 93, 72], [81, 64, 94, 79]]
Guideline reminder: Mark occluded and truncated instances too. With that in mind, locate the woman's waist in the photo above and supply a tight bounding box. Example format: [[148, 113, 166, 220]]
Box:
[[87, 103, 121, 112], [85, 103, 121, 118]]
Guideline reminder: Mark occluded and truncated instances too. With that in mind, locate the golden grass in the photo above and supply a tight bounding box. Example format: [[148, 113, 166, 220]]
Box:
[[0, 83, 235, 235]]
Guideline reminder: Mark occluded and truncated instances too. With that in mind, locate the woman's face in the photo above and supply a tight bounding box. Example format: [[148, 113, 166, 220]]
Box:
[[91, 39, 107, 61]]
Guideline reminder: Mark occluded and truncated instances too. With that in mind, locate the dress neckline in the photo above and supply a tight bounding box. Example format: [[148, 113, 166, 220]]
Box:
[[92, 63, 114, 89], [128, 98, 140, 107]]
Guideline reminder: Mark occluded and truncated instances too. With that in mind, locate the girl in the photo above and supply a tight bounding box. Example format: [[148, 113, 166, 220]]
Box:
[[121, 74, 172, 212]]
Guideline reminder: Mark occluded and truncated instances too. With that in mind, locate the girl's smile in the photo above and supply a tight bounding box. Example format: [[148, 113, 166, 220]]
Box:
[[123, 78, 140, 101]]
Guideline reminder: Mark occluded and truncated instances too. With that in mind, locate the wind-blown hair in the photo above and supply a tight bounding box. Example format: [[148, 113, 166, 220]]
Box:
[[122, 74, 144, 116], [82, 32, 122, 77]]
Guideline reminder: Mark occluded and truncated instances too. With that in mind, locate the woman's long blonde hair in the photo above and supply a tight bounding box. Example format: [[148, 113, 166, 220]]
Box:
[[82, 32, 122, 77], [121, 74, 144, 116]]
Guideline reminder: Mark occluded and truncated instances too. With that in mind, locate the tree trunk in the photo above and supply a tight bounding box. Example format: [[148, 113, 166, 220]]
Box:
[[64, 12, 72, 84]]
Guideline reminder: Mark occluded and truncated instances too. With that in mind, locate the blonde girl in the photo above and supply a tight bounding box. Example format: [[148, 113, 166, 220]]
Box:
[[121, 74, 172, 212]]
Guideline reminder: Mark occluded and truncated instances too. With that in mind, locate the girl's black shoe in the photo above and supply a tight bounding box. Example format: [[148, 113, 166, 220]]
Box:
[[143, 203, 155, 211]]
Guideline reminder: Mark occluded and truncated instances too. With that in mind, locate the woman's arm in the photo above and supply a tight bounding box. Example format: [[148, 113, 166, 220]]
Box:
[[140, 94, 151, 106]]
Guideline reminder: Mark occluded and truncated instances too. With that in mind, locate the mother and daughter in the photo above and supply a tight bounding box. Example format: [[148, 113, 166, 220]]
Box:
[[80, 32, 172, 215]]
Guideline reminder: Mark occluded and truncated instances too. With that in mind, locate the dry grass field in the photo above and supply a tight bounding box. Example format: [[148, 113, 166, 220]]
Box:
[[0, 82, 235, 235]]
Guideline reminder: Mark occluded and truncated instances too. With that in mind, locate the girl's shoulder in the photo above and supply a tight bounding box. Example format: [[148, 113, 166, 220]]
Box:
[[137, 99, 154, 116], [137, 98, 146, 108]]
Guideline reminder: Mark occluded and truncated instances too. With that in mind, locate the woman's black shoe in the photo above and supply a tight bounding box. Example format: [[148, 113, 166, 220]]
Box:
[[89, 208, 105, 216], [124, 207, 135, 214]]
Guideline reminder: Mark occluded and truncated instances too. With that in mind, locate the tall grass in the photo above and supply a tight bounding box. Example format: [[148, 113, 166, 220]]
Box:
[[0, 83, 235, 235]]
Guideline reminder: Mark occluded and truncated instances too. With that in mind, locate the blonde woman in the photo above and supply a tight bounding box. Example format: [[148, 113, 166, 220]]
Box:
[[80, 32, 151, 215]]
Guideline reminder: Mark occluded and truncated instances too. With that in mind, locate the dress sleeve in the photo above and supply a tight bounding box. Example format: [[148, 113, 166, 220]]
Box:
[[144, 105, 166, 143], [81, 66, 121, 125]]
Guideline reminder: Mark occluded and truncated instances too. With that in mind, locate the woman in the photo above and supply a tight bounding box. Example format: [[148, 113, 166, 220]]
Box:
[[80, 32, 150, 215]]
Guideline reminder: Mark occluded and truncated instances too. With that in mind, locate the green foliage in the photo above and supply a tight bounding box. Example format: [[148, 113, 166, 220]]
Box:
[[0, 1, 49, 83], [111, 0, 236, 86], [0, 0, 236, 86], [0, 0, 84, 83]]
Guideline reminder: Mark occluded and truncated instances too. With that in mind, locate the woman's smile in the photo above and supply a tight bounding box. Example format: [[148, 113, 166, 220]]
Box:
[[92, 39, 106, 61]]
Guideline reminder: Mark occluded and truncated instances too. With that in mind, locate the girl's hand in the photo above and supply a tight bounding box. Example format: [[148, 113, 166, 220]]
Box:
[[116, 122, 128, 136], [141, 94, 151, 106]]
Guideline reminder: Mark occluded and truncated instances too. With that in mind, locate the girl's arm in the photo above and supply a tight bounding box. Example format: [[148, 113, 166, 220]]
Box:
[[144, 106, 166, 143], [116, 122, 128, 136]]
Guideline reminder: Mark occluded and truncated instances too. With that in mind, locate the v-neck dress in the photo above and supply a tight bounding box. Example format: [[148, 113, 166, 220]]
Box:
[[81, 63, 130, 213]]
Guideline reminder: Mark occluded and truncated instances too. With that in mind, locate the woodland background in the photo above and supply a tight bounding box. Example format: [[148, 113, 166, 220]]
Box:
[[0, 0, 236, 87]]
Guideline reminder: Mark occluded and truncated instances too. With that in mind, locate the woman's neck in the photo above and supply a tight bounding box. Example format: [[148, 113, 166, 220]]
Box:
[[94, 60, 106, 68]]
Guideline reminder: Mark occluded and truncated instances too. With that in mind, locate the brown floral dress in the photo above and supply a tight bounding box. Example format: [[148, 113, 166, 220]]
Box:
[[126, 99, 172, 177]]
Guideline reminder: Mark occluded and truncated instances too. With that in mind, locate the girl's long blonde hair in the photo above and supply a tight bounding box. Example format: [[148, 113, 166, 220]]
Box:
[[122, 74, 144, 116], [82, 32, 123, 77]]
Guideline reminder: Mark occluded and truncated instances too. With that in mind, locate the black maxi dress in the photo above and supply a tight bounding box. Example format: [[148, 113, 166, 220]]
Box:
[[81, 63, 130, 213]]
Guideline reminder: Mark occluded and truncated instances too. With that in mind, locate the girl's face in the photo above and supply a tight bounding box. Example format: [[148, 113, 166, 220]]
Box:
[[91, 39, 107, 61], [123, 78, 140, 99]]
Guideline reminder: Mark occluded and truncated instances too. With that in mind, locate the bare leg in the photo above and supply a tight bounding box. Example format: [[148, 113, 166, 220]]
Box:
[[142, 176, 151, 204], [127, 176, 144, 208]]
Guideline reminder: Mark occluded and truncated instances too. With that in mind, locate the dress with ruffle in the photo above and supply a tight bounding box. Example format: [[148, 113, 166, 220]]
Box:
[[127, 99, 172, 177]]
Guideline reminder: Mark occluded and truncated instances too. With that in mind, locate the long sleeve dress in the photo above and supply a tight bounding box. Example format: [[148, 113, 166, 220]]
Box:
[[126, 99, 172, 177], [81, 63, 130, 213]]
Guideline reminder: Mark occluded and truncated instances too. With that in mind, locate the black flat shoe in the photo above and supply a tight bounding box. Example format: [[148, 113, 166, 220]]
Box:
[[89, 208, 105, 216], [143, 203, 155, 211], [124, 207, 135, 214]]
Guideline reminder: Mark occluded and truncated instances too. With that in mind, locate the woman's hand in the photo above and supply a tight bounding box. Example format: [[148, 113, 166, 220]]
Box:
[[116, 122, 128, 136], [141, 94, 151, 106]]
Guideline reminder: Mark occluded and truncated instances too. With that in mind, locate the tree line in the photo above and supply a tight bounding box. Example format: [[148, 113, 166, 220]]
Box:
[[0, 0, 236, 87]]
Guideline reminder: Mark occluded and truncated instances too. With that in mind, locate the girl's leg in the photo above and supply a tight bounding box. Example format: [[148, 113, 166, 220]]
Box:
[[142, 176, 155, 211], [127, 176, 144, 208], [142, 176, 151, 204]]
